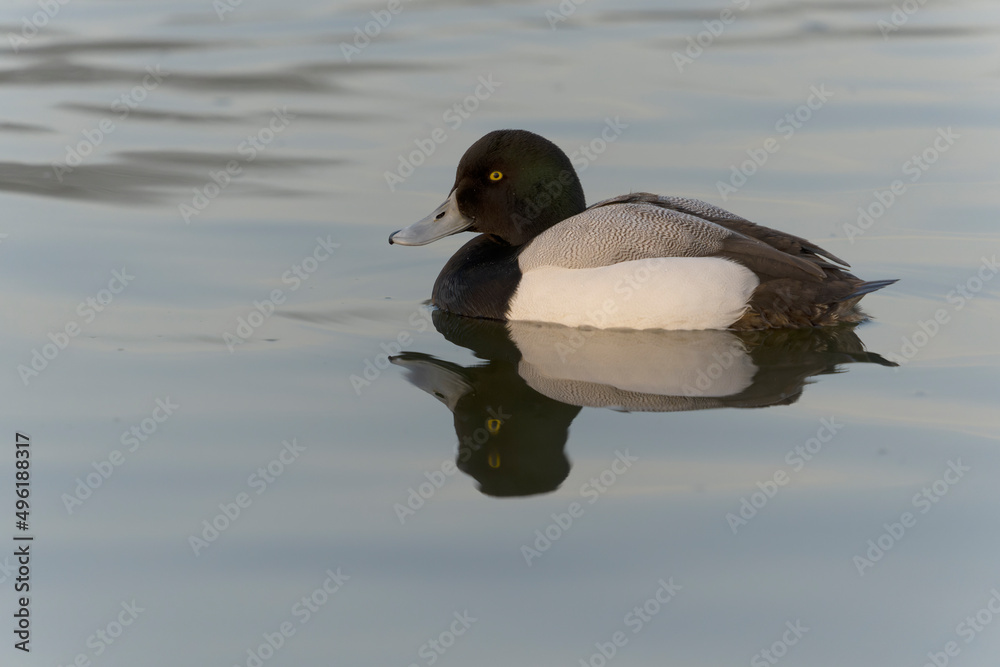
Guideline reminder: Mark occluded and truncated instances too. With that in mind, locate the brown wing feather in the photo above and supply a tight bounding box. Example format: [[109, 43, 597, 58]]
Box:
[[716, 235, 826, 282], [711, 218, 849, 269]]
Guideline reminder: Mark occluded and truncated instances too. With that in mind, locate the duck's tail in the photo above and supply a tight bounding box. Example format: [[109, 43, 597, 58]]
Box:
[[840, 278, 898, 302]]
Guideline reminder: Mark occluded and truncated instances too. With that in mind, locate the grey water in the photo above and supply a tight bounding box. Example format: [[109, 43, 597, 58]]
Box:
[[2, 0, 999, 665]]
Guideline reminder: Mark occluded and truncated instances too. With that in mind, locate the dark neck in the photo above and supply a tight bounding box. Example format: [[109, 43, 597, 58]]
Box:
[[432, 235, 521, 320]]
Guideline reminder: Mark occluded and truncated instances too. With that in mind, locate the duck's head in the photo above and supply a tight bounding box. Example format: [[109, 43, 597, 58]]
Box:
[[389, 129, 586, 247]]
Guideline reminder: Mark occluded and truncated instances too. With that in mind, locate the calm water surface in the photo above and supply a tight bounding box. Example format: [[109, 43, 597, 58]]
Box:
[[2, 0, 999, 665]]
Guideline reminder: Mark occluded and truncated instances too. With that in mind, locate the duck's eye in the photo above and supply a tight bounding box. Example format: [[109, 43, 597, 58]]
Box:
[[487, 418, 502, 434], [489, 171, 503, 182]]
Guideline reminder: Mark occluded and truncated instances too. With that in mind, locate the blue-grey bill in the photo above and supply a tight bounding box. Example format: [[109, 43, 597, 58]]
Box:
[[389, 190, 473, 246]]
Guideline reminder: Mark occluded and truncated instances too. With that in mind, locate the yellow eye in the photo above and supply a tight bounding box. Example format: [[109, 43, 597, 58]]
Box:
[[488, 450, 501, 468], [489, 171, 503, 181], [487, 418, 502, 434]]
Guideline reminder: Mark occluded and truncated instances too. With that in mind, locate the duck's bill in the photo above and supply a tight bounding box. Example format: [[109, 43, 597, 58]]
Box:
[[389, 190, 473, 246]]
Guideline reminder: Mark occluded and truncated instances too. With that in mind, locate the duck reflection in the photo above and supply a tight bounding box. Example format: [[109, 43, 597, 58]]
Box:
[[391, 311, 895, 497]]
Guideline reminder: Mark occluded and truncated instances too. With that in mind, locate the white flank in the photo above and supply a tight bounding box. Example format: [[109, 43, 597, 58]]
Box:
[[507, 257, 759, 331]]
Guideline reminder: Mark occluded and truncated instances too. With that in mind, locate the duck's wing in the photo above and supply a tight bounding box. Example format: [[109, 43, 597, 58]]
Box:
[[519, 197, 826, 283], [590, 193, 849, 269]]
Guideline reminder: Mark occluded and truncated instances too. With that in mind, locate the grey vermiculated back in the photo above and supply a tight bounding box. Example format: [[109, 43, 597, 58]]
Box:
[[591, 193, 749, 223], [517, 202, 734, 271]]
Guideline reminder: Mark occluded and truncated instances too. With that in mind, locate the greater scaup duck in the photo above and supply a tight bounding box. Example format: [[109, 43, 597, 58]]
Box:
[[389, 129, 896, 330]]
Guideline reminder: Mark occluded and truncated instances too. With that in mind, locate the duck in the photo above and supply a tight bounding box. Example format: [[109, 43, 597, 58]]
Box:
[[388, 129, 896, 330]]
